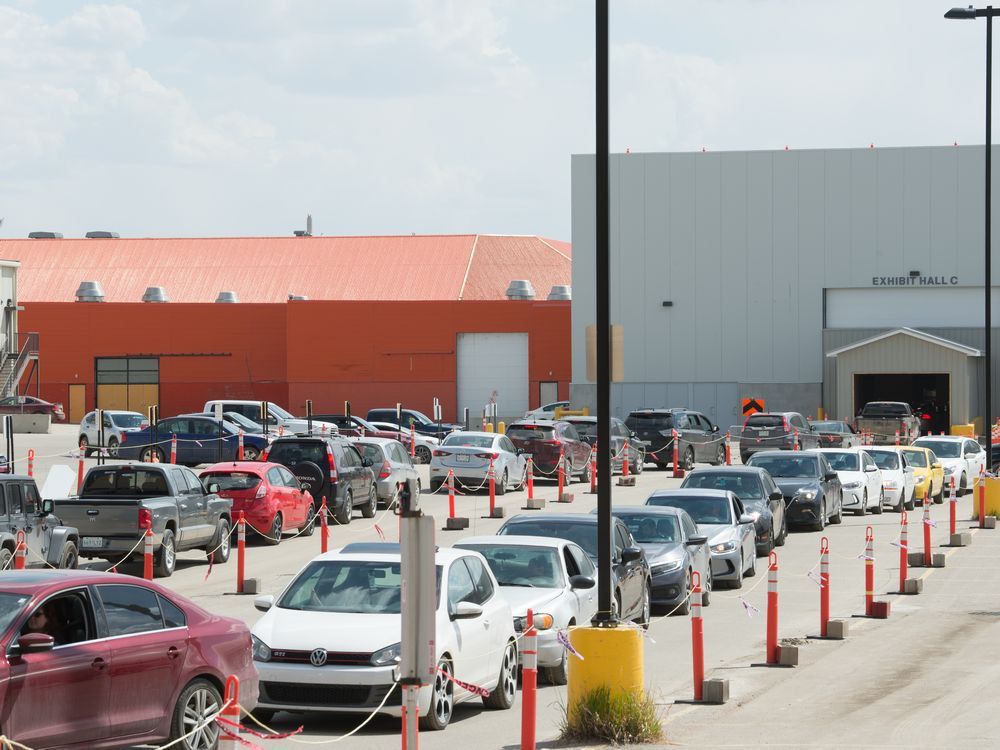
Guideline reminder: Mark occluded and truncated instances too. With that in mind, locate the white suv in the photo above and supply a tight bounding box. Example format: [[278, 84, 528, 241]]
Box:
[[203, 400, 338, 436]]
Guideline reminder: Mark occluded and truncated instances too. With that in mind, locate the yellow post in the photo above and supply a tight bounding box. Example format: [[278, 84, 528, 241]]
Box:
[[567, 627, 644, 722], [950, 423, 976, 438], [498, 421, 506, 435], [485, 423, 495, 433], [971, 475, 1000, 518]]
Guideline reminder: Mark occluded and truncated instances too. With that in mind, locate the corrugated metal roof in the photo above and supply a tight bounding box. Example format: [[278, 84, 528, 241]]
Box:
[[0, 234, 571, 303]]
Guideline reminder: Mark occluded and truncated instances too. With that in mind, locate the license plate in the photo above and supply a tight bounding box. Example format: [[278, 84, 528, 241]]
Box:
[[457, 455, 471, 463], [81, 537, 104, 549]]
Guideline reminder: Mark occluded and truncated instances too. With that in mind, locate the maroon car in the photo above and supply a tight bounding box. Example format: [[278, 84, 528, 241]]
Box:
[[0, 395, 65, 423], [0, 570, 257, 749], [506, 419, 593, 482]]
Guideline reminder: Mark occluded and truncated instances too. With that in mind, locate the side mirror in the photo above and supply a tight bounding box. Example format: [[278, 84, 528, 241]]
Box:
[[361, 458, 373, 468], [516, 448, 525, 455], [41, 499, 54, 515], [569, 575, 596, 590], [621, 547, 643, 564], [738, 514, 755, 525], [686, 534, 708, 545], [451, 601, 483, 620], [254, 595, 275, 613], [16, 632, 55, 654], [712, 425, 720, 433], [825, 471, 838, 481], [769, 491, 783, 502], [207, 483, 221, 495], [932, 462, 942, 469], [866, 465, 878, 472]]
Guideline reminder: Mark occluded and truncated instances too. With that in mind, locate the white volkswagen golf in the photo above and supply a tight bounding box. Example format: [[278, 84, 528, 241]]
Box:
[[250, 543, 518, 730], [817, 448, 883, 515]]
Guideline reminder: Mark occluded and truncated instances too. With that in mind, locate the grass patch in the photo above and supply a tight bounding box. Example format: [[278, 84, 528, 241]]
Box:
[[560, 686, 663, 745]]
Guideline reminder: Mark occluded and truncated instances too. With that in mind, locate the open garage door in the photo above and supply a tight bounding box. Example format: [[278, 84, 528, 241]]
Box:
[[854, 373, 950, 435], [457, 333, 529, 423]]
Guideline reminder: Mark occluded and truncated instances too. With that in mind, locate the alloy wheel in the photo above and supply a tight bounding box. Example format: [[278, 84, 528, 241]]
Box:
[[181, 686, 221, 750]]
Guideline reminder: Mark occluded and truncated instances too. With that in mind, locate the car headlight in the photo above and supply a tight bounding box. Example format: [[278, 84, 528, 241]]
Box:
[[514, 613, 555, 631], [251, 635, 272, 662], [651, 560, 683, 575], [711, 541, 738, 553], [371, 643, 402, 666], [842, 481, 862, 490], [748, 511, 761, 522], [943, 465, 956, 475], [796, 490, 817, 501]]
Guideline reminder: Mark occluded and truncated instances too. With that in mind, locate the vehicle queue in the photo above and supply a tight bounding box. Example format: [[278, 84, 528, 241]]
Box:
[[0, 399, 990, 749]]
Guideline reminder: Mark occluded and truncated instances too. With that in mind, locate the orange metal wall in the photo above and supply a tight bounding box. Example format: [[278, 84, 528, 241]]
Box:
[[21, 300, 570, 421]]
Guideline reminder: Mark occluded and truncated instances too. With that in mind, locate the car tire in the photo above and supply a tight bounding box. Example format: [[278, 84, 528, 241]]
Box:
[[515, 466, 527, 491], [684, 446, 695, 471], [334, 492, 352, 525], [420, 658, 455, 731], [58, 541, 79, 569], [676, 573, 691, 616], [301, 502, 318, 534], [745, 549, 757, 577], [857, 490, 868, 516], [169, 678, 222, 750], [637, 583, 652, 627], [0, 546, 12, 570], [564, 460, 576, 485], [243, 445, 261, 461], [960, 472, 968, 497], [266, 513, 282, 545], [634, 452, 645, 474], [541, 651, 569, 686], [730, 564, 744, 590], [495, 469, 508, 496], [811, 501, 827, 532], [904, 490, 915, 511], [141, 446, 164, 463], [107, 437, 120, 457], [654, 461, 667, 471], [155, 529, 176, 578], [252, 708, 276, 726], [209, 519, 231, 563], [361, 486, 377, 518], [429, 478, 443, 493], [582, 458, 593, 485], [415, 445, 432, 464], [873, 489, 884, 514], [702, 574, 712, 606], [830, 497, 843, 524], [79, 435, 92, 457], [483, 640, 518, 710], [713, 443, 726, 466], [933, 484, 944, 504]]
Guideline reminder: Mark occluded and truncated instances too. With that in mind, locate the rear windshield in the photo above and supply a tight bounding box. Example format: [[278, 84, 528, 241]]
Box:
[[645, 495, 733, 525], [912, 440, 961, 459], [682, 473, 764, 499], [81, 468, 169, 496], [567, 421, 597, 438], [201, 472, 262, 491], [442, 434, 494, 448], [868, 451, 900, 470], [745, 415, 785, 428], [823, 452, 859, 471], [355, 443, 386, 465], [901, 449, 928, 468], [625, 413, 673, 431], [812, 421, 849, 433], [110, 413, 145, 429], [861, 403, 910, 417], [498, 521, 598, 558], [747, 455, 820, 479], [267, 441, 329, 466], [507, 425, 555, 441]]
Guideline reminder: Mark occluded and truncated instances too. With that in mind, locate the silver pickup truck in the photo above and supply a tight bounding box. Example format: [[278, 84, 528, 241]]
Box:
[[854, 402, 922, 445], [54, 463, 232, 577]]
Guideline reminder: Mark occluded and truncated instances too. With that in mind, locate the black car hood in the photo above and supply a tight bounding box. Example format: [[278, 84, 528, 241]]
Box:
[[774, 477, 822, 496]]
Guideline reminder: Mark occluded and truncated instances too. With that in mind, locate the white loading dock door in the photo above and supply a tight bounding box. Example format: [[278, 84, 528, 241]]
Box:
[[457, 333, 529, 422]]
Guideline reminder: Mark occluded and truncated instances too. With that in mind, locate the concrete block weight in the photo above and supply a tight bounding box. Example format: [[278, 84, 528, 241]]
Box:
[[701, 678, 729, 704]]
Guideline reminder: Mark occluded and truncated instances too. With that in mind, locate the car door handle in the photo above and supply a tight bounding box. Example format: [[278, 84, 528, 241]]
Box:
[[483, 619, 491, 629], [167, 646, 180, 660], [91, 657, 107, 671]]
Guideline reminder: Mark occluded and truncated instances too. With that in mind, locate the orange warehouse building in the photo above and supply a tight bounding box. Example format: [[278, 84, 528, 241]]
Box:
[[7, 234, 572, 423]]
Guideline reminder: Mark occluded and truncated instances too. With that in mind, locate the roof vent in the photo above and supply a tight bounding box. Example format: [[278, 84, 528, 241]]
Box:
[[505, 279, 536, 300], [75, 281, 106, 302], [28, 231, 63, 239], [142, 286, 169, 303], [85, 231, 120, 239], [294, 214, 313, 237], [215, 291, 240, 303], [288, 294, 309, 301], [547, 284, 572, 301]]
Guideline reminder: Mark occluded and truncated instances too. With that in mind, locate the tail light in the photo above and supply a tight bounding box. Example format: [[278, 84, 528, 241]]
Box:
[[261, 447, 270, 461], [138, 508, 152, 530], [379, 461, 392, 480], [255, 483, 267, 499], [782, 416, 790, 432], [140, 421, 150, 429], [474, 452, 499, 459], [922, 413, 932, 420], [326, 445, 339, 483], [433, 449, 447, 457], [120, 433, 127, 444]]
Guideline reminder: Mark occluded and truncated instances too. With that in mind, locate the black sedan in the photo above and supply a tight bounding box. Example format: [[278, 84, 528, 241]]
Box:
[[679, 466, 787, 555], [497, 513, 651, 626], [746, 450, 844, 531]]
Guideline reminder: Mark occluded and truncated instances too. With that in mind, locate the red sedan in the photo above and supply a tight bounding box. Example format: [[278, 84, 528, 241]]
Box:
[[0, 395, 65, 423], [200, 461, 315, 544], [0, 569, 257, 750]]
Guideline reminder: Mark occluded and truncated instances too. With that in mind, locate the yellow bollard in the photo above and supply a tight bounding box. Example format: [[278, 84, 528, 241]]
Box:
[[485, 422, 495, 433], [567, 626, 644, 722], [498, 421, 506, 435], [971, 475, 1000, 518], [950, 423, 976, 438]]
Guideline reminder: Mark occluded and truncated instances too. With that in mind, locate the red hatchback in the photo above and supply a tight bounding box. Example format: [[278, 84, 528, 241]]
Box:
[[0, 570, 257, 750], [200, 461, 315, 544], [506, 419, 593, 482]]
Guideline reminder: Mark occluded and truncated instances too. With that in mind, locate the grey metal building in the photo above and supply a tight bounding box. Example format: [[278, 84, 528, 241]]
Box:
[[570, 145, 999, 434]]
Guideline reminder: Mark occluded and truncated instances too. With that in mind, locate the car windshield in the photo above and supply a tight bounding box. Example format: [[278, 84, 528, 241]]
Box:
[[406, 411, 434, 425], [861, 403, 909, 417], [0, 593, 29, 634], [568, 421, 597, 438], [682, 473, 764, 499], [442, 434, 494, 448], [868, 451, 900, 470], [110, 413, 145, 428], [615, 513, 680, 544], [499, 521, 598, 557], [507, 425, 555, 441], [646, 495, 732, 525], [901, 449, 928, 468], [201, 472, 262, 491], [225, 412, 263, 433], [745, 415, 785, 428], [279, 560, 407, 613], [748, 455, 820, 478], [353, 417, 378, 432], [266, 404, 294, 420], [459, 545, 563, 588], [80, 468, 169, 496], [812, 421, 848, 433], [824, 452, 859, 471], [914, 440, 961, 458], [625, 413, 673, 431], [267, 441, 327, 466], [356, 443, 385, 465]]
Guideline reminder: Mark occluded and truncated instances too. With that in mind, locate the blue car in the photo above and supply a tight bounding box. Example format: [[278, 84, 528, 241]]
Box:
[[117, 415, 268, 466]]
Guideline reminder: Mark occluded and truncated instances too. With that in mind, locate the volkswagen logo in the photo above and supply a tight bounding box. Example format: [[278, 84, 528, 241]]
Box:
[[309, 648, 328, 667]]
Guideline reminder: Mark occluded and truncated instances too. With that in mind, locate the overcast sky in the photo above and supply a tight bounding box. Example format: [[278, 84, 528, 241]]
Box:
[[0, 0, 992, 241]]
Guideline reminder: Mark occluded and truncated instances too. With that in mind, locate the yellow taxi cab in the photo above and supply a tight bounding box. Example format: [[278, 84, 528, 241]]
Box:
[[901, 445, 945, 503]]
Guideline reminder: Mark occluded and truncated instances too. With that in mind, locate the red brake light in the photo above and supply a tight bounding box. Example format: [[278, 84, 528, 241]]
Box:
[[261, 447, 270, 461], [475, 452, 500, 459], [922, 413, 931, 420], [138, 508, 152, 530], [120, 433, 126, 444], [326, 445, 339, 482], [379, 461, 392, 480], [782, 416, 790, 431], [433, 449, 447, 457]]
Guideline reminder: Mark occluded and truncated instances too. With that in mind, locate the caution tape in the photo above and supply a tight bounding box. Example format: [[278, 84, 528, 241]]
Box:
[[557, 629, 584, 660]]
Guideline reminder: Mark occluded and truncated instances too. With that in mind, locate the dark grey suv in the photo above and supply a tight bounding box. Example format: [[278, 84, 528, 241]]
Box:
[[0, 476, 80, 569], [625, 408, 725, 470], [739, 412, 820, 463]]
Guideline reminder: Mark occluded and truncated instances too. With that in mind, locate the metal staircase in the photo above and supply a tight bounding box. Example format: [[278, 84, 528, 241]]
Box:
[[1, 333, 38, 399]]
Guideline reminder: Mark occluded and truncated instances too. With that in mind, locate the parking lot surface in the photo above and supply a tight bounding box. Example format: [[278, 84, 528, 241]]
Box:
[[16, 426, 1000, 748]]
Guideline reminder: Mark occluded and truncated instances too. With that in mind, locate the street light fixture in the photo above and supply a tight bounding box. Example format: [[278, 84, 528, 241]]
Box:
[[946, 4, 1000, 445]]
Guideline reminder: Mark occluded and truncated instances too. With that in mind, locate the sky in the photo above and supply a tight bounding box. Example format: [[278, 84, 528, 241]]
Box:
[[0, 0, 992, 241]]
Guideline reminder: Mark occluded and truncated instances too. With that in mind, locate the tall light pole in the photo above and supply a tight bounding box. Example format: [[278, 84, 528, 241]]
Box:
[[946, 5, 998, 444]]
